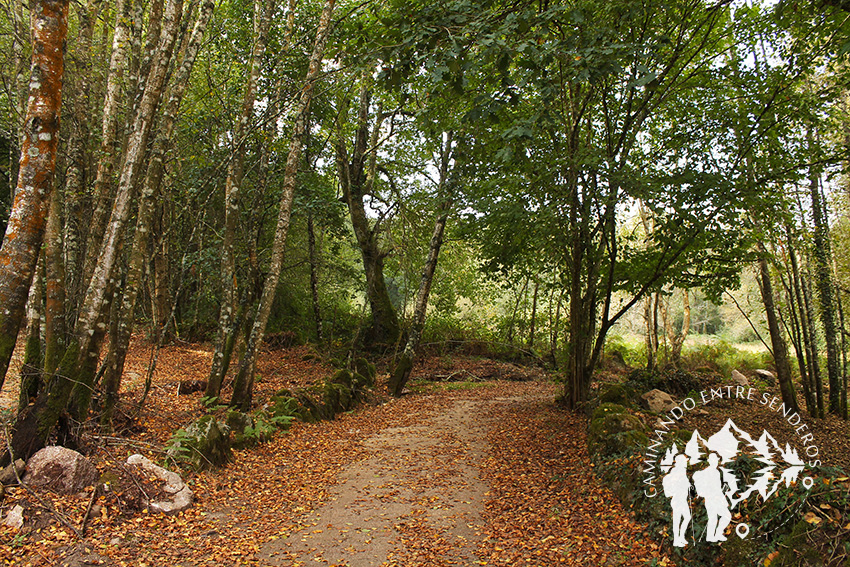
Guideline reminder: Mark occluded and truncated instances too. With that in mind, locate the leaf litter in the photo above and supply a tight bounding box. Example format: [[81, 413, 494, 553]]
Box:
[[1, 337, 666, 566]]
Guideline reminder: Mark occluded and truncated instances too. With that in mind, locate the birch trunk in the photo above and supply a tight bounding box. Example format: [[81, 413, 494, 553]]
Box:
[[388, 134, 454, 396], [19, 266, 44, 411], [80, 0, 134, 305], [207, 0, 274, 399], [230, 0, 336, 410], [101, 0, 215, 427], [62, 0, 99, 318], [0, 0, 68, 390]]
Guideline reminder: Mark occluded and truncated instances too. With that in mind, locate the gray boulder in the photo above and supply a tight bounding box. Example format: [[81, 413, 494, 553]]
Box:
[[753, 369, 776, 385], [24, 447, 97, 494], [126, 454, 193, 515], [4, 504, 24, 529], [640, 389, 677, 413], [731, 369, 749, 387]]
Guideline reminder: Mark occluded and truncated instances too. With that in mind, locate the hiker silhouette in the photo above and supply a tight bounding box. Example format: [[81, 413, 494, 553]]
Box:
[[693, 452, 732, 542], [662, 453, 692, 547]]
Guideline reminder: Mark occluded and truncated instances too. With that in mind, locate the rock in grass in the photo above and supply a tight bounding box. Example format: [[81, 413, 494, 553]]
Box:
[[753, 369, 776, 385], [640, 389, 676, 413], [731, 369, 749, 387]]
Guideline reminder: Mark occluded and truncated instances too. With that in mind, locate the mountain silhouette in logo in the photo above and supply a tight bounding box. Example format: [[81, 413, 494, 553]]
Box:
[[663, 419, 805, 508], [660, 419, 808, 547]]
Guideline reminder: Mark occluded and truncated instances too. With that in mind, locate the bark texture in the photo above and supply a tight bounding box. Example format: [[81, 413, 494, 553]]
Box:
[[388, 134, 454, 396], [230, 0, 336, 410], [207, 0, 274, 399], [757, 247, 799, 413], [101, 0, 215, 426], [0, 0, 69, 390], [336, 86, 401, 347]]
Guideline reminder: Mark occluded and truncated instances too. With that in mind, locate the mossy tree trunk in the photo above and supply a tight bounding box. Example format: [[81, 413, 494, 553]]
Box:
[[808, 161, 842, 415], [7, 0, 184, 459], [336, 83, 401, 348]]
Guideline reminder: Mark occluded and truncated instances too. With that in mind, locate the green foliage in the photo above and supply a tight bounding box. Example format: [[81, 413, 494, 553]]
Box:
[[604, 335, 646, 368], [166, 415, 232, 471], [680, 340, 772, 377], [624, 367, 701, 398], [587, 404, 647, 458]]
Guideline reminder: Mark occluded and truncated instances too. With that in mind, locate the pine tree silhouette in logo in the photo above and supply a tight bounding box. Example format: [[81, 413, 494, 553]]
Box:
[[659, 419, 806, 547]]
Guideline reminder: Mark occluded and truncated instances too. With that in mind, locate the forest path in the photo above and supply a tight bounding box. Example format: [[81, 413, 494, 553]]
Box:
[[18, 380, 661, 566], [258, 395, 502, 566]]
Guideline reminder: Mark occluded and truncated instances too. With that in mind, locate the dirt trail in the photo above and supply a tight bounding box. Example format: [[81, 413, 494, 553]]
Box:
[[3, 378, 661, 567], [261, 397, 495, 566]]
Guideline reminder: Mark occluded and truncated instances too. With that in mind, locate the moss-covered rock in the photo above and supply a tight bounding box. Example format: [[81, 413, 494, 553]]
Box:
[[331, 369, 354, 389], [168, 415, 232, 470], [597, 383, 634, 406], [587, 410, 647, 458], [354, 357, 376, 387], [298, 386, 334, 421], [226, 410, 261, 449], [591, 402, 631, 422], [268, 392, 301, 421]]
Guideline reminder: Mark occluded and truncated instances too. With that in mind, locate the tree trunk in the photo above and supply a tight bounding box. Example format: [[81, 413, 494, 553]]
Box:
[[506, 276, 529, 345], [644, 294, 659, 370], [230, 0, 335, 410], [152, 202, 171, 340], [80, 0, 135, 308], [307, 213, 323, 342], [802, 260, 826, 417], [61, 0, 99, 320], [7, 0, 28, 207], [528, 279, 539, 349], [786, 237, 816, 415], [336, 84, 401, 348], [661, 288, 690, 366], [65, 0, 183, 422], [757, 246, 799, 413], [207, 0, 273, 399], [44, 174, 65, 374], [389, 133, 454, 397], [809, 166, 842, 415], [100, 0, 214, 427], [19, 265, 44, 412], [0, 0, 69, 391]]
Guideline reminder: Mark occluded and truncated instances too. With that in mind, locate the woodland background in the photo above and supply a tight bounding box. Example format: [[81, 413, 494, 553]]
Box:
[[2, 0, 850, 461]]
